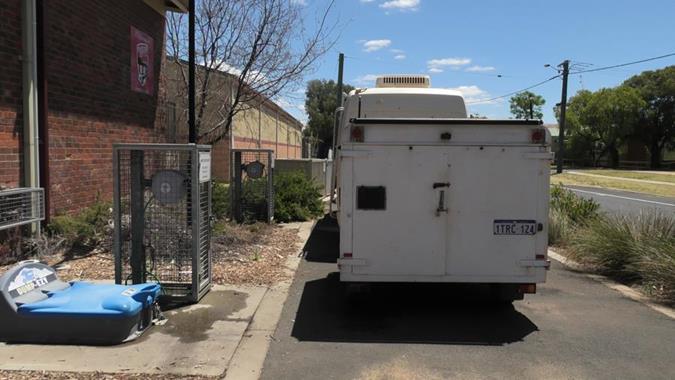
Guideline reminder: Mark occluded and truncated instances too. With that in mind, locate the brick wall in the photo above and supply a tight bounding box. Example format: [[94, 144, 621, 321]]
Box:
[[0, 0, 23, 189], [44, 0, 171, 215]]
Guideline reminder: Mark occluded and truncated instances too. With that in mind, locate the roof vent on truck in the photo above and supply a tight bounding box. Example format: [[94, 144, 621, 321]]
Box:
[[375, 75, 430, 88]]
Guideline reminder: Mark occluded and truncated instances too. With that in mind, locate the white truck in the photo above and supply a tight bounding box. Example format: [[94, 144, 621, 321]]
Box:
[[334, 75, 552, 302]]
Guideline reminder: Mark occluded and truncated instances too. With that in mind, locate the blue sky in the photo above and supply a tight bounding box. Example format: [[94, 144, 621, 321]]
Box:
[[285, 0, 675, 124]]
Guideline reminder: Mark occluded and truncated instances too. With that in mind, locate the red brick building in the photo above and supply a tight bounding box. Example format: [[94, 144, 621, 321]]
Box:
[[164, 60, 304, 182], [0, 0, 187, 220]]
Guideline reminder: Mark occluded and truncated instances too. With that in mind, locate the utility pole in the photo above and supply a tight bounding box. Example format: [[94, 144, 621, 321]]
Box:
[[331, 53, 344, 156], [329, 53, 345, 213], [556, 60, 569, 174], [188, 0, 196, 143], [336, 53, 344, 108]]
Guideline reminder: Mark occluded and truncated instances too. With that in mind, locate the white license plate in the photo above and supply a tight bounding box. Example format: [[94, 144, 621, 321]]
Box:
[[494, 220, 537, 235]]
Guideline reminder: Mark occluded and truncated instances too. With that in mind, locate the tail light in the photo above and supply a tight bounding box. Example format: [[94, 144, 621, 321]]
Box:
[[350, 125, 364, 142], [343, 252, 353, 258], [519, 284, 537, 294], [531, 128, 545, 144]]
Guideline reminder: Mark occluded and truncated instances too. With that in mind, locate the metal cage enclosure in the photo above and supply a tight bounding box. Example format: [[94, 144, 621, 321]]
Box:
[[231, 149, 274, 223], [113, 144, 212, 303], [0, 188, 44, 231]]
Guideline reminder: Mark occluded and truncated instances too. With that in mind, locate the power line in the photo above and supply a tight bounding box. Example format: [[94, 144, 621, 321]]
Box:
[[569, 51, 675, 75], [467, 51, 675, 105], [465, 75, 560, 104]]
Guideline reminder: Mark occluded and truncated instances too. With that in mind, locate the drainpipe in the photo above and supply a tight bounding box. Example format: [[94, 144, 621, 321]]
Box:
[[37, 0, 49, 225], [22, 0, 40, 235], [275, 111, 279, 155]]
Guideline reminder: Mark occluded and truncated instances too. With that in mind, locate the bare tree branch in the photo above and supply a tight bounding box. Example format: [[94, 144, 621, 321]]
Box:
[[166, 0, 337, 143]]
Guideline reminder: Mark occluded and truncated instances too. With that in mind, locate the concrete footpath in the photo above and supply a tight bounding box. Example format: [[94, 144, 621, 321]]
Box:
[[0, 221, 313, 378]]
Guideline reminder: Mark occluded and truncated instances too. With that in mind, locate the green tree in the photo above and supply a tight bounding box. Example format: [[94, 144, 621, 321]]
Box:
[[509, 91, 546, 119], [560, 90, 600, 165], [305, 79, 354, 158], [623, 66, 675, 168], [575, 87, 645, 168]]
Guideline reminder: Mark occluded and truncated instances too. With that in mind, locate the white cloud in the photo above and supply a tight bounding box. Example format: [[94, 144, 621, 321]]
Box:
[[353, 74, 380, 86], [427, 57, 471, 73], [390, 48, 404, 54], [362, 39, 392, 52], [394, 54, 406, 60], [291, 0, 307, 5], [466, 65, 496, 72], [447, 85, 499, 105], [360, 0, 376, 2], [380, 0, 420, 11]]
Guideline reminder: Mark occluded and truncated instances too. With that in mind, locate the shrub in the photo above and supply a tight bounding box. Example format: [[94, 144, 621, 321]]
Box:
[[550, 184, 600, 225], [48, 199, 112, 252], [273, 171, 323, 223], [212, 181, 231, 220], [633, 237, 675, 302], [548, 185, 600, 246], [548, 208, 573, 246], [570, 211, 675, 300], [569, 214, 638, 279], [241, 177, 270, 222]]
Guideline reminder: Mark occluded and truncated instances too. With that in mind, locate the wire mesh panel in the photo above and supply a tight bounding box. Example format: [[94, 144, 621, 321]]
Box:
[[113, 144, 212, 303], [0, 188, 45, 231], [231, 149, 274, 223]]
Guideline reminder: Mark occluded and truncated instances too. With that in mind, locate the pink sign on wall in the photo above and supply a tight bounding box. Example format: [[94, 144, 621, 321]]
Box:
[[130, 26, 154, 95]]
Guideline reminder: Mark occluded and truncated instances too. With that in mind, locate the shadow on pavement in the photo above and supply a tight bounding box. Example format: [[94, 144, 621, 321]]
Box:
[[302, 215, 339, 263], [292, 215, 539, 346], [292, 274, 539, 346]]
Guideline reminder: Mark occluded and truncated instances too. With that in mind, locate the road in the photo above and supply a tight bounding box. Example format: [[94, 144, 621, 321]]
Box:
[[261, 217, 675, 380], [564, 185, 675, 215]]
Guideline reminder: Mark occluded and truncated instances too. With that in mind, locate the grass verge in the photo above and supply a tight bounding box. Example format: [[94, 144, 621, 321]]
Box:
[[579, 169, 675, 184], [551, 172, 675, 198], [549, 185, 675, 304]]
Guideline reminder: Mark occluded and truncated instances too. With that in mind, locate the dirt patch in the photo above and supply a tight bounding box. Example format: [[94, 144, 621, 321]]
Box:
[[210, 222, 301, 285], [0, 247, 114, 282], [0, 221, 301, 286], [0, 371, 212, 380]]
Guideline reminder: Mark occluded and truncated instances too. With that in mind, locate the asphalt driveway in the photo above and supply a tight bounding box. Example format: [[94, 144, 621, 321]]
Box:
[[261, 217, 675, 380]]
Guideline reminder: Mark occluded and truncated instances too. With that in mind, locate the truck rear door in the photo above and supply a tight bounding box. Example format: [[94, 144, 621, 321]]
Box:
[[445, 145, 548, 278], [351, 146, 448, 276]]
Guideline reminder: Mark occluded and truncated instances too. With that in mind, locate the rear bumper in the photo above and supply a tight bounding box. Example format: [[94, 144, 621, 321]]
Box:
[[339, 270, 547, 284]]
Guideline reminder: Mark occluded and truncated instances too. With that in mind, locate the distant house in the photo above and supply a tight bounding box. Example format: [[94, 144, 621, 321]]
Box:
[[164, 60, 304, 182], [544, 123, 675, 166], [544, 124, 559, 153]]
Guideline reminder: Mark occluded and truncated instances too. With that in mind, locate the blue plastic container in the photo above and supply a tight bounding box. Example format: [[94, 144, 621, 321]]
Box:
[[0, 261, 162, 345]]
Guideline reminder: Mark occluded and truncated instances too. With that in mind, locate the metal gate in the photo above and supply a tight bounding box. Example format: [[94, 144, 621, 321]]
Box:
[[231, 149, 274, 223], [113, 144, 212, 303]]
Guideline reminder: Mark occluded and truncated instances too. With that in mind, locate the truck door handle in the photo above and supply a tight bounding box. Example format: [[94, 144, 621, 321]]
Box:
[[436, 190, 448, 216], [433, 182, 450, 189]]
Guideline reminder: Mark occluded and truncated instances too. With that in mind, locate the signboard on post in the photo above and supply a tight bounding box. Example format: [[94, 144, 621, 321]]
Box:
[[130, 26, 154, 95]]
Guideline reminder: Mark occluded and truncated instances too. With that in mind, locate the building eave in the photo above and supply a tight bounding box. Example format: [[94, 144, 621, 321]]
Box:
[[165, 0, 189, 13]]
